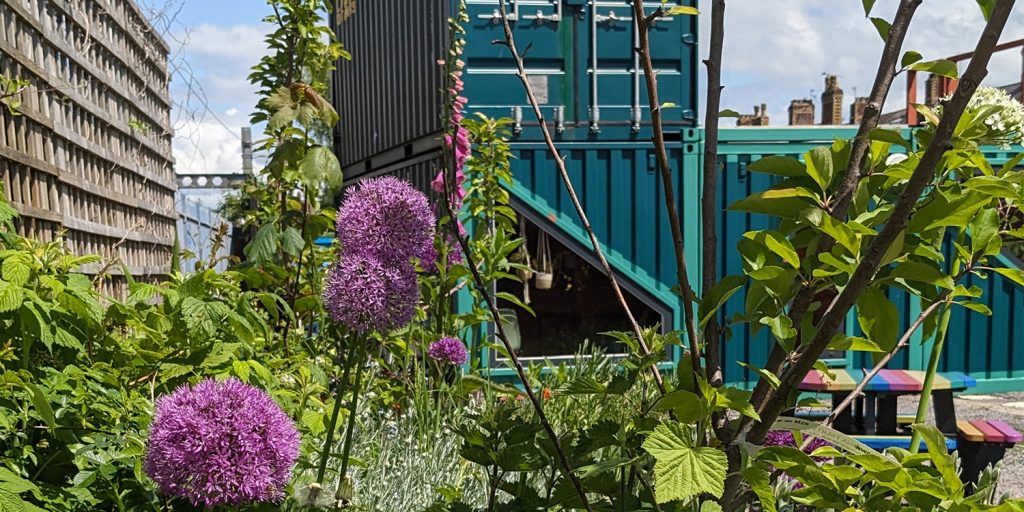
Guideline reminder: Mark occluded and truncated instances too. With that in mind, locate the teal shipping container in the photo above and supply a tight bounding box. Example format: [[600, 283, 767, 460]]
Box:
[[332, 0, 698, 177]]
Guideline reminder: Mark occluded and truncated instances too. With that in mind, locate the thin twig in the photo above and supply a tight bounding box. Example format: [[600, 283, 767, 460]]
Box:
[[750, 0, 1016, 444], [496, 0, 668, 396], [631, 0, 702, 387], [441, 5, 592, 509]]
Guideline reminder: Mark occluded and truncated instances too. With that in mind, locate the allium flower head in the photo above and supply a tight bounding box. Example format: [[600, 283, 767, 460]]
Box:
[[323, 253, 419, 333], [428, 336, 469, 365], [336, 176, 436, 267], [144, 378, 299, 507]]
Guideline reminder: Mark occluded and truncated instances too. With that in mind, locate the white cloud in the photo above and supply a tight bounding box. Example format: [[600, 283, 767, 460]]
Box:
[[698, 0, 1024, 125]]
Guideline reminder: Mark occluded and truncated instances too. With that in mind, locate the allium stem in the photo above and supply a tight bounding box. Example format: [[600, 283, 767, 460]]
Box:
[[315, 333, 360, 486], [335, 339, 367, 506]]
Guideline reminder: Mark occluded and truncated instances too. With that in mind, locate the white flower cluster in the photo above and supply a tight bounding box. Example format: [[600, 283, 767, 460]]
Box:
[[966, 85, 1024, 149]]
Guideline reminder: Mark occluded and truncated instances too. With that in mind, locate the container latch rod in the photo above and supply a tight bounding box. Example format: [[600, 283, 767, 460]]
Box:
[[588, 106, 600, 133], [554, 106, 565, 134], [512, 106, 523, 134]]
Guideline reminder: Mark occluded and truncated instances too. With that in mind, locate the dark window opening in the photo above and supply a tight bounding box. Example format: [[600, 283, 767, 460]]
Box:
[[494, 216, 662, 361]]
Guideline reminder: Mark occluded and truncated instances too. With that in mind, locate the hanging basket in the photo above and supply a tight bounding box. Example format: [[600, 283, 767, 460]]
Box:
[[535, 229, 554, 290]]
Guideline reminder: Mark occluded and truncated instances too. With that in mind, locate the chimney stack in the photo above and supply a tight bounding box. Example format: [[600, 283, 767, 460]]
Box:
[[241, 127, 253, 174], [849, 97, 869, 125], [788, 99, 815, 126], [821, 75, 843, 125], [737, 103, 771, 126], [925, 74, 944, 106]]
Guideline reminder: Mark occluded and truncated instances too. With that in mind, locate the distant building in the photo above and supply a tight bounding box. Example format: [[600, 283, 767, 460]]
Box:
[[0, 0, 175, 293], [821, 75, 844, 125], [737, 103, 770, 126], [849, 97, 869, 125], [788, 99, 815, 126]]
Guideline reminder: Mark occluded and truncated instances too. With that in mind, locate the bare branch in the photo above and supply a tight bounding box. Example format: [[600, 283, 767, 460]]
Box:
[[632, 0, 703, 385]]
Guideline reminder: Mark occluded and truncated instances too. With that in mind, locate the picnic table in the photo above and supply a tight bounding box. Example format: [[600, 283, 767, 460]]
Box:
[[799, 368, 977, 436]]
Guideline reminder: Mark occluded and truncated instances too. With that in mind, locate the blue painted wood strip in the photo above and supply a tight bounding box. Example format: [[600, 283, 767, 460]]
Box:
[[852, 435, 957, 451]]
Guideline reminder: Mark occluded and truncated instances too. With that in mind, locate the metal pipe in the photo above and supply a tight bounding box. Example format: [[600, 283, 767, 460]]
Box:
[[589, 0, 600, 132], [632, 5, 641, 133]]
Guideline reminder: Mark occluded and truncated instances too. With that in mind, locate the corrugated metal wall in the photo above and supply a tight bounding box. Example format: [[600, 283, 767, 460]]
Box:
[[175, 193, 231, 273]]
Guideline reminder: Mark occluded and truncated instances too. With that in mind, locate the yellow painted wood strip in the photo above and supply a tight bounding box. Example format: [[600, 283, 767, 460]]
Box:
[[832, 369, 858, 391], [957, 420, 986, 442], [901, 370, 952, 390]]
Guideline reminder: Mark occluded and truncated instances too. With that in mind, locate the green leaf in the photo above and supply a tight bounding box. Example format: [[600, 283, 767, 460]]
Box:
[[908, 192, 989, 232], [665, 6, 699, 15], [1, 253, 30, 287], [742, 464, 778, 512], [970, 209, 1000, 257], [698, 275, 747, 329], [805, 147, 834, 194], [870, 17, 890, 41], [901, 50, 923, 68], [862, 0, 877, 16], [828, 335, 883, 352], [908, 59, 959, 79], [801, 209, 859, 256], [718, 109, 740, 118], [728, 187, 820, 219], [976, 0, 995, 20], [280, 227, 304, 257], [746, 156, 806, 178], [890, 261, 955, 290], [299, 145, 343, 190], [913, 425, 962, 492], [653, 390, 707, 423], [24, 382, 56, 430], [993, 267, 1024, 287], [643, 422, 728, 502], [0, 280, 23, 313], [868, 127, 911, 150], [857, 287, 899, 352], [244, 223, 279, 265], [739, 362, 781, 389]]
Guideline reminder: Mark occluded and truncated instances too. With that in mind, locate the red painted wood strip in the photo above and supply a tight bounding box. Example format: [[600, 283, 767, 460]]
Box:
[[970, 420, 1007, 443], [877, 370, 921, 392], [986, 420, 1023, 443], [800, 370, 826, 391]]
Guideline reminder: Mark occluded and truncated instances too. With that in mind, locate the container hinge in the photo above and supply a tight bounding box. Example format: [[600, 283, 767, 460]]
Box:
[[512, 106, 523, 134], [480, 8, 518, 24], [554, 106, 565, 134], [630, 106, 641, 134], [521, 3, 562, 24], [588, 106, 600, 133], [594, 11, 630, 25]]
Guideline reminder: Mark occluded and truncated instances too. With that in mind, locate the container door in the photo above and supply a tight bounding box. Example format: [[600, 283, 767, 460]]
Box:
[[462, 1, 570, 135], [584, 0, 697, 139]]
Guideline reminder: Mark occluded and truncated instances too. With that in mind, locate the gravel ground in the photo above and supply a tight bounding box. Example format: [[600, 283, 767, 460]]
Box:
[[897, 393, 1024, 498]]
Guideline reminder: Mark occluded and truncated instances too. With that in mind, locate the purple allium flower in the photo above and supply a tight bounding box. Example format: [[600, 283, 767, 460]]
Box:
[[144, 378, 299, 507], [336, 176, 436, 267], [428, 337, 469, 365], [323, 253, 419, 333]]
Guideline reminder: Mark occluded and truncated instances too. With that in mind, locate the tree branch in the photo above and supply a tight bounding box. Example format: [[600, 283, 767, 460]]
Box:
[[749, 0, 1016, 444], [632, 0, 703, 385], [749, 0, 921, 414], [494, 0, 670, 396]]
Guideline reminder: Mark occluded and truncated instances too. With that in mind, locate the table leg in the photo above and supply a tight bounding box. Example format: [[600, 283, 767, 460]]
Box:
[[854, 395, 864, 433], [933, 389, 958, 437], [877, 395, 898, 435], [832, 392, 853, 433], [864, 395, 877, 435]]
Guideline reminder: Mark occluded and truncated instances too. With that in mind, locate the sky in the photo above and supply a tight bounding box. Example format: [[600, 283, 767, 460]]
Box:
[[146, 0, 1024, 178]]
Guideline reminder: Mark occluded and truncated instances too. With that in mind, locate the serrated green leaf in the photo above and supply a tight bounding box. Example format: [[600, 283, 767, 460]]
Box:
[[742, 464, 778, 512], [0, 280, 23, 313], [643, 422, 727, 502], [280, 227, 304, 257], [1, 254, 30, 287], [244, 223, 279, 265], [299, 145, 343, 190]]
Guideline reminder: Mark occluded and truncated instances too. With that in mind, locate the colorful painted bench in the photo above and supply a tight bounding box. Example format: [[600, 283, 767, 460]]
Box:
[[797, 369, 977, 436], [800, 368, 976, 393], [957, 419, 1023, 492], [852, 434, 958, 452]]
